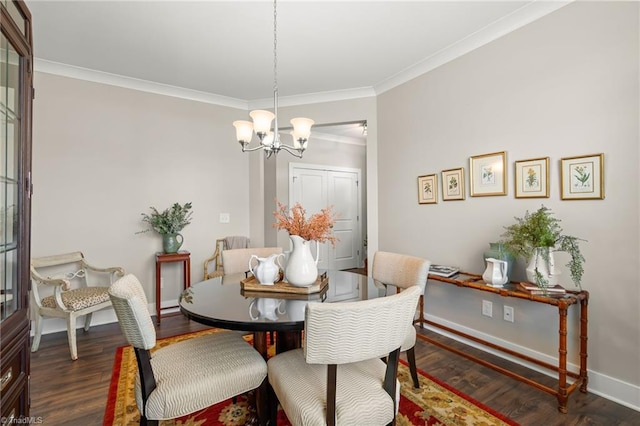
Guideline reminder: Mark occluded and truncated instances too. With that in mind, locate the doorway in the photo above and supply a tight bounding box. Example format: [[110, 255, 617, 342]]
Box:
[[289, 163, 362, 270]]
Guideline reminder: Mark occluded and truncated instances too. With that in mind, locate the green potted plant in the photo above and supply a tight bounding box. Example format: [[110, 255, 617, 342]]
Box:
[[138, 202, 193, 253], [500, 205, 585, 289]]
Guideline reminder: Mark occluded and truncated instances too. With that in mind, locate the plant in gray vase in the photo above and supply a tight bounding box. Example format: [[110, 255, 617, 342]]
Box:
[[138, 202, 193, 253], [500, 205, 585, 289]]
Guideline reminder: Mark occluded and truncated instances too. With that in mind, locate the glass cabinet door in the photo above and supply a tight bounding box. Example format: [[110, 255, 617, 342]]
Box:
[[0, 29, 21, 320]]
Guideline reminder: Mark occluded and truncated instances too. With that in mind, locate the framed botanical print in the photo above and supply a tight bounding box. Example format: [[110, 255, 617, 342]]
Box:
[[561, 153, 604, 200], [417, 174, 437, 204], [515, 157, 549, 198], [441, 168, 465, 201], [470, 151, 507, 196]]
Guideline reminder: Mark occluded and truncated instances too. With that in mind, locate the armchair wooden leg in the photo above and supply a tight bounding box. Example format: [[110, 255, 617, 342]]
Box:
[[84, 312, 93, 331], [406, 346, 419, 389], [67, 314, 78, 361], [31, 314, 43, 352]]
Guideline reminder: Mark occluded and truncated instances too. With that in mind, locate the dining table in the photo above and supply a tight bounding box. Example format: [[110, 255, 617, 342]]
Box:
[[179, 269, 394, 425]]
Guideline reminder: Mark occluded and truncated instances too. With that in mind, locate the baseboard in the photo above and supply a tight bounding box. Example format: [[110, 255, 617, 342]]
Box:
[[423, 312, 640, 412]]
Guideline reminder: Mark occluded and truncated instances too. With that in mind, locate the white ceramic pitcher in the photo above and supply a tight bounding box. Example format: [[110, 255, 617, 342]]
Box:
[[483, 257, 509, 287], [249, 298, 285, 321], [249, 253, 284, 285]]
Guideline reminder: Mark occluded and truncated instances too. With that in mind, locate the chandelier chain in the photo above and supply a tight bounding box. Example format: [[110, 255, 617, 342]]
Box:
[[273, 0, 278, 95]]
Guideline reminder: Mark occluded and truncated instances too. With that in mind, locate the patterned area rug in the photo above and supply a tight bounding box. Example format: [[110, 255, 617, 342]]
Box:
[[104, 329, 519, 425]]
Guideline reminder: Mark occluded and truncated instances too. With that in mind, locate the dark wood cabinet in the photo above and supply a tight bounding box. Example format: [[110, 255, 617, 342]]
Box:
[[0, 0, 33, 422]]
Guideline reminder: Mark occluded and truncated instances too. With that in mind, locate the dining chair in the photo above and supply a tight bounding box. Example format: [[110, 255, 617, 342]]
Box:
[[203, 236, 252, 280], [267, 285, 421, 426], [372, 251, 431, 388], [30, 251, 125, 360], [221, 247, 283, 276], [203, 238, 225, 280], [108, 274, 267, 425]]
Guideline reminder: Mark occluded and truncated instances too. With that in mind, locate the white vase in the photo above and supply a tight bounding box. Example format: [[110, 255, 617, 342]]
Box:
[[526, 247, 560, 287], [285, 235, 319, 287]]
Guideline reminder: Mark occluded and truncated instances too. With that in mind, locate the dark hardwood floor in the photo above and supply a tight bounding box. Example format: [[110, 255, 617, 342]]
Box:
[[31, 315, 639, 425]]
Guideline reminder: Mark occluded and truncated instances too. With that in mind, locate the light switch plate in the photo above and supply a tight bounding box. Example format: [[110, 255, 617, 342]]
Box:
[[220, 213, 230, 223]]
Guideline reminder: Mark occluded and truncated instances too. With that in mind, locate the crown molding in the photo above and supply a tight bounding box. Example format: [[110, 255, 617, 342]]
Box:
[[312, 131, 366, 146], [374, 0, 573, 95], [248, 87, 376, 110], [35, 1, 571, 108], [34, 58, 248, 110]]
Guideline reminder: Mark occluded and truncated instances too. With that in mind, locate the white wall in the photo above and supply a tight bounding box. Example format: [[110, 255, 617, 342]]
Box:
[[31, 72, 252, 326], [377, 1, 639, 407]]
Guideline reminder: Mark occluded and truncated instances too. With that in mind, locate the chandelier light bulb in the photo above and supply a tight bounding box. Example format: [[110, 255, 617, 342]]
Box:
[[249, 110, 275, 135], [290, 117, 314, 141], [232, 120, 254, 143], [262, 131, 275, 147]]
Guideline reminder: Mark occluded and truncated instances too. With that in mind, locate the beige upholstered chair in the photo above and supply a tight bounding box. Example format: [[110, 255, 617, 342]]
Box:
[[203, 236, 254, 279], [221, 247, 283, 275], [268, 285, 421, 426], [30, 251, 124, 360], [372, 251, 431, 388], [108, 274, 267, 426]]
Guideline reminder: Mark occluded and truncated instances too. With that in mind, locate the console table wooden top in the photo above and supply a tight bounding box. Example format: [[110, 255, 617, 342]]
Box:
[[429, 271, 589, 306]]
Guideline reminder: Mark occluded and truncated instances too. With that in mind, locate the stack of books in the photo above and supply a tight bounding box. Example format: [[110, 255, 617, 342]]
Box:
[[516, 282, 566, 295], [428, 265, 460, 278]]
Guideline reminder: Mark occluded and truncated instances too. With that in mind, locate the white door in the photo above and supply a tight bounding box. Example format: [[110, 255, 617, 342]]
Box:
[[290, 164, 361, 270]]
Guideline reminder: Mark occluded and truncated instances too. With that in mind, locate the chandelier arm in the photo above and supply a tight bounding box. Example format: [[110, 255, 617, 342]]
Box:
[[241, 144, 268, 153], [278, 144, 304, 158]]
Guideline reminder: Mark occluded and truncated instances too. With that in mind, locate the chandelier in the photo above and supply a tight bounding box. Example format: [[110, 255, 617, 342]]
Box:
[[232, 0, 314, 159]]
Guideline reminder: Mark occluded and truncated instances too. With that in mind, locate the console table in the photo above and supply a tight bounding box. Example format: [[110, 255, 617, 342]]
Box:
[[155, 251, 191, 325], [418, 272, 588, 413]]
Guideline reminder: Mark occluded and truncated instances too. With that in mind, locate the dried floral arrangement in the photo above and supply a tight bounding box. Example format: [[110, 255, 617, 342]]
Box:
[[273, 200, 338, 246]]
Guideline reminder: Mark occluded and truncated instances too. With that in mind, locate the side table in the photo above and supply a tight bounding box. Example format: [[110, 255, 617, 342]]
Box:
[[155, 251, 191, 325], [421, 271, 588, 413]]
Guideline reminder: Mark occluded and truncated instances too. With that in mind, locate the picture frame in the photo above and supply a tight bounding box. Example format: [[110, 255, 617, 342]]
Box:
[[561, 153, 604, 200], [441, 167, 465, 201], [417, 174, 438, 204], [514, 157, 549, 198], [469, 151, 507, 196]]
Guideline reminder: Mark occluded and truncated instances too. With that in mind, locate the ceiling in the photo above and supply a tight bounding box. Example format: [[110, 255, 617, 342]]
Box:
[[28, 1, 570, 142]]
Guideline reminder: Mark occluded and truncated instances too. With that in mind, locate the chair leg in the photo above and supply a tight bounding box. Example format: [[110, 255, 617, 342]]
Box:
[[140, 415, 158, 426], [406, 346, 419, 389], [268, 383, 279, 426], [31, 313, 43, 352], [67, 314, 78, 361], [83, 312, 93, 331]]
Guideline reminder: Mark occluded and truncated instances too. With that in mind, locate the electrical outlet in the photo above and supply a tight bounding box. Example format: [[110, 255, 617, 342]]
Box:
[[219, 213, 230, 223], [504, 305, 514, 322], [482, 300, 493, 317]]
